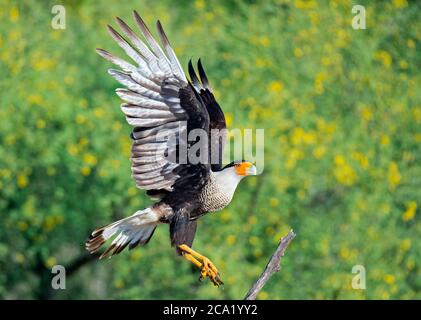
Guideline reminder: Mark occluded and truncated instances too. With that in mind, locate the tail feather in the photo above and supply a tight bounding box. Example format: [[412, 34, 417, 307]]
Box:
[[86, 208, 158, 259]]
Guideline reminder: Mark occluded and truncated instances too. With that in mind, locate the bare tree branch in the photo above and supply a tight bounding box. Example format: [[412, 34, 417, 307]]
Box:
[[244, 230, 296, 300]]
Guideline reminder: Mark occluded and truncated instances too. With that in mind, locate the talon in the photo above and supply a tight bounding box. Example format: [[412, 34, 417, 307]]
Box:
[[178, 244, 223, 287]]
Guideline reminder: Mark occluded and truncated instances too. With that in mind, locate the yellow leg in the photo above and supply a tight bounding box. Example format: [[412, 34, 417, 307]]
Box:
[[179, 244, 223, 287], [182, 253, 202, 269]]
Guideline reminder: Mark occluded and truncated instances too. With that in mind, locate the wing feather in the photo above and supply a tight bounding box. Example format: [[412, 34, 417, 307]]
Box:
[[187, 60, 226, 171], [98, 12, 209, 193]]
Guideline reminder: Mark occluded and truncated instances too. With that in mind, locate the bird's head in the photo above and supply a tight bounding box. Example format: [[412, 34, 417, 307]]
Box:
[[223, 160, 257, 177], [212, 160, 257, 196]]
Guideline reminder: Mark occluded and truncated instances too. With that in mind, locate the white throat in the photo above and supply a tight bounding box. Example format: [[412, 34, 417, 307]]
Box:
[[211, 168, 244, 197]]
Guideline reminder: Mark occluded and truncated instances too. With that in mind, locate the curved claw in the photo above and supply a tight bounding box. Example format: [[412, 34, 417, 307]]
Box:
[[200, 257, 223, 287], [178, 244, 223, 287]]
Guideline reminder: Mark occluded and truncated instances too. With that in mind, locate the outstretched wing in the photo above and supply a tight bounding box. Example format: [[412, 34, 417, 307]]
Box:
[[97, 11, 210, 195], [188, 60, 226, 171]]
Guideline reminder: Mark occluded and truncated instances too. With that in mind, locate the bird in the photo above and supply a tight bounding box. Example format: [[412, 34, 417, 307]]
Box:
[[85, 10, 257, 286]]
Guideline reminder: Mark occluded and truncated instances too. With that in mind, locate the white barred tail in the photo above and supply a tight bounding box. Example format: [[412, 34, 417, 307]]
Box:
[[85, 207, 159, 259]]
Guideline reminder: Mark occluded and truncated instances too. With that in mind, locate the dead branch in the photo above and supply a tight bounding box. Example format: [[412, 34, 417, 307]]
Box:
[[244, 230, 296, 300]]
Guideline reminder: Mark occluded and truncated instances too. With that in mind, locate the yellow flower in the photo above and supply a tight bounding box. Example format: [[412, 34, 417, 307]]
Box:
[[32, 58, 56, 71], [67, 144, 79, 156], [380, 135, 390, 146], [407, 39, 415, 49], [131, 250, 141, 262], [384, 274, 396, 285], [46, 257, 57, 269], [10, 7, 19, 22], [79, 137, 89, 147], [360, 105, 373, 121], [270, 197, 279, 207], [294, 47, 303, 58], [400, 239, 411, 252], [226, 235, 236, 245], [27, 94, 43, 105], [267, 81, 284, 93], [17, 174, 28, 188], [249, 236, 258, 246], [351, 152, 369, 169], [44, 216, 56, 231], [402, 201, 416, 222], [387, 162, 401, 189], [406, 258, 415, 271], [294, 0, 317, 10], [321, 56, 331, 66], [339, 247, 350, 261], [313, 146, 326, 159], [308, 12, 319, 25], [194, 0, 205, 10], [76, 114, 86, 124], [393, 0, 407, 9], [94, 107, 105, 118], [334, 154, 345, 166], [259, 36, 270, 47], [399, 60, 409, 69], [412, 107, 421, 122], [225, 112, 233, 127], [83, 153, 98, 166], [297, 189, 306, 199], [255, 58, 268, 68], [36, 119, 46, 129], [334, 157, 357, 186], [258, 291, 269, 300], [80, 166, 91, 176], [375, 51, 392, 68], [314, 71, 327, 94], [220, 211, 230, 222], [205, 12, 214, 21], [249, 216, 258, 225]]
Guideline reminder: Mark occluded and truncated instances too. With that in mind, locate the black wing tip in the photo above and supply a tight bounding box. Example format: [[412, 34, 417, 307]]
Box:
[[188, 59, 194, 72], [95, 48, 106, 55], [133, 9, 141, 18], [133, 10, 146, 26], [197, 58, 210, 89], [106, 24, 119, 36], [115, 16, 127, 27], [156, 19, 170, 46], [85, 228, 106, 255], [188, 59, 202, 90]]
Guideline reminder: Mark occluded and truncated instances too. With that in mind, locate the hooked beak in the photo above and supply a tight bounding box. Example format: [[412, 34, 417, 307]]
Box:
[[246, 165, 257, 176]]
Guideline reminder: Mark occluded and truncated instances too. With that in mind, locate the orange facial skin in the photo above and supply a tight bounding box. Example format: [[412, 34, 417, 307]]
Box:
[[235, 161, 254, 176]]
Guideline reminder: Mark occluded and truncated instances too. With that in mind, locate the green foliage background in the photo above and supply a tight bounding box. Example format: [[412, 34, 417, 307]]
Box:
[[0, 0, 420, 299]]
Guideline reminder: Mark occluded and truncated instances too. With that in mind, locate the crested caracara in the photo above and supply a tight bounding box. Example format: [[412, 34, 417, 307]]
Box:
[[85, 11, 257, 286]]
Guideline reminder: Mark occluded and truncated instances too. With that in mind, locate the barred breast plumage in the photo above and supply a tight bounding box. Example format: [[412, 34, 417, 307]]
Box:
[[198, 171, 240, 212]]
